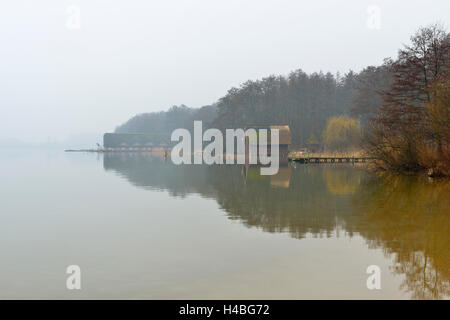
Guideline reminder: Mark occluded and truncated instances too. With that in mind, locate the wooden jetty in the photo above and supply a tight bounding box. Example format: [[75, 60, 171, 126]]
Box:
[[65, 149, 101, 152], [288, 155, 373, 164], [65, 147, 169, 153]]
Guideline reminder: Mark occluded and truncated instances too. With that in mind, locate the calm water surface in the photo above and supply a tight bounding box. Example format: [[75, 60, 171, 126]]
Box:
[[0, 150, 448, 299]]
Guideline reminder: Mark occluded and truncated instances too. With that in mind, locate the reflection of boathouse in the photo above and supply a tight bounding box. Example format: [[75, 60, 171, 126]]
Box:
[[242, 166, 291, 188], [103, 133, 170, 151]]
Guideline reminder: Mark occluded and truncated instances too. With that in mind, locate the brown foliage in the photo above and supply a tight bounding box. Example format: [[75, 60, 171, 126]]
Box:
[[365, 24, 450, 174]]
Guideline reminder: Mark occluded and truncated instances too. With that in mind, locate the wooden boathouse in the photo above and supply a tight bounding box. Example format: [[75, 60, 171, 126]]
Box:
[[103, 133, 171, 151], [244, 125, 292, 165]]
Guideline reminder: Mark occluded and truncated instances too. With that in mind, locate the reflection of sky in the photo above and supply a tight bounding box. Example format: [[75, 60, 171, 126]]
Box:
[[0, 151, 448, 299]]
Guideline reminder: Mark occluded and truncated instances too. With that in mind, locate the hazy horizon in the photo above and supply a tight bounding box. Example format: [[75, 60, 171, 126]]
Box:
[[1, 0, 449, 145]]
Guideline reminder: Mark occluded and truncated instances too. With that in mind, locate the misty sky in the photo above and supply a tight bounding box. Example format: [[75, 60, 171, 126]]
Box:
[[1, 0, 449, 144]]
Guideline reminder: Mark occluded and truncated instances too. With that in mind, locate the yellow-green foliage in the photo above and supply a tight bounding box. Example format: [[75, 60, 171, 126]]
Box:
[[306, 133, 319, 145], [323, 116, 361, 151]]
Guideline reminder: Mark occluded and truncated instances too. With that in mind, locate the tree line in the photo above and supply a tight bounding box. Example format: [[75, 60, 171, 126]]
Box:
[[115, 23, 449, 173], [364, 24, 449, 174], [115, 104, 218, 135], [116, 70, 363, 147]]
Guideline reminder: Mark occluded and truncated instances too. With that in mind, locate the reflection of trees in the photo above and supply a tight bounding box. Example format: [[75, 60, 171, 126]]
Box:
[[213, 165, 357, 239], [104, 154, 449, 299], [323, 166, 360, 195], [103, 153, 216, 198], [104, 155, 357, 238], [354, 175, 450, 299]]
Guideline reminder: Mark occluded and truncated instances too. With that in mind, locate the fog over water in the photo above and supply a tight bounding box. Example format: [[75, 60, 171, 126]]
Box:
[[1, 0, 449, 144], [0, 151, 448, 299]]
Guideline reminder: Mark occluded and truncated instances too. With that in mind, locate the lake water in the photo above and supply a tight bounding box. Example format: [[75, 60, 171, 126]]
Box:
[[0, 150, 448, 299]]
